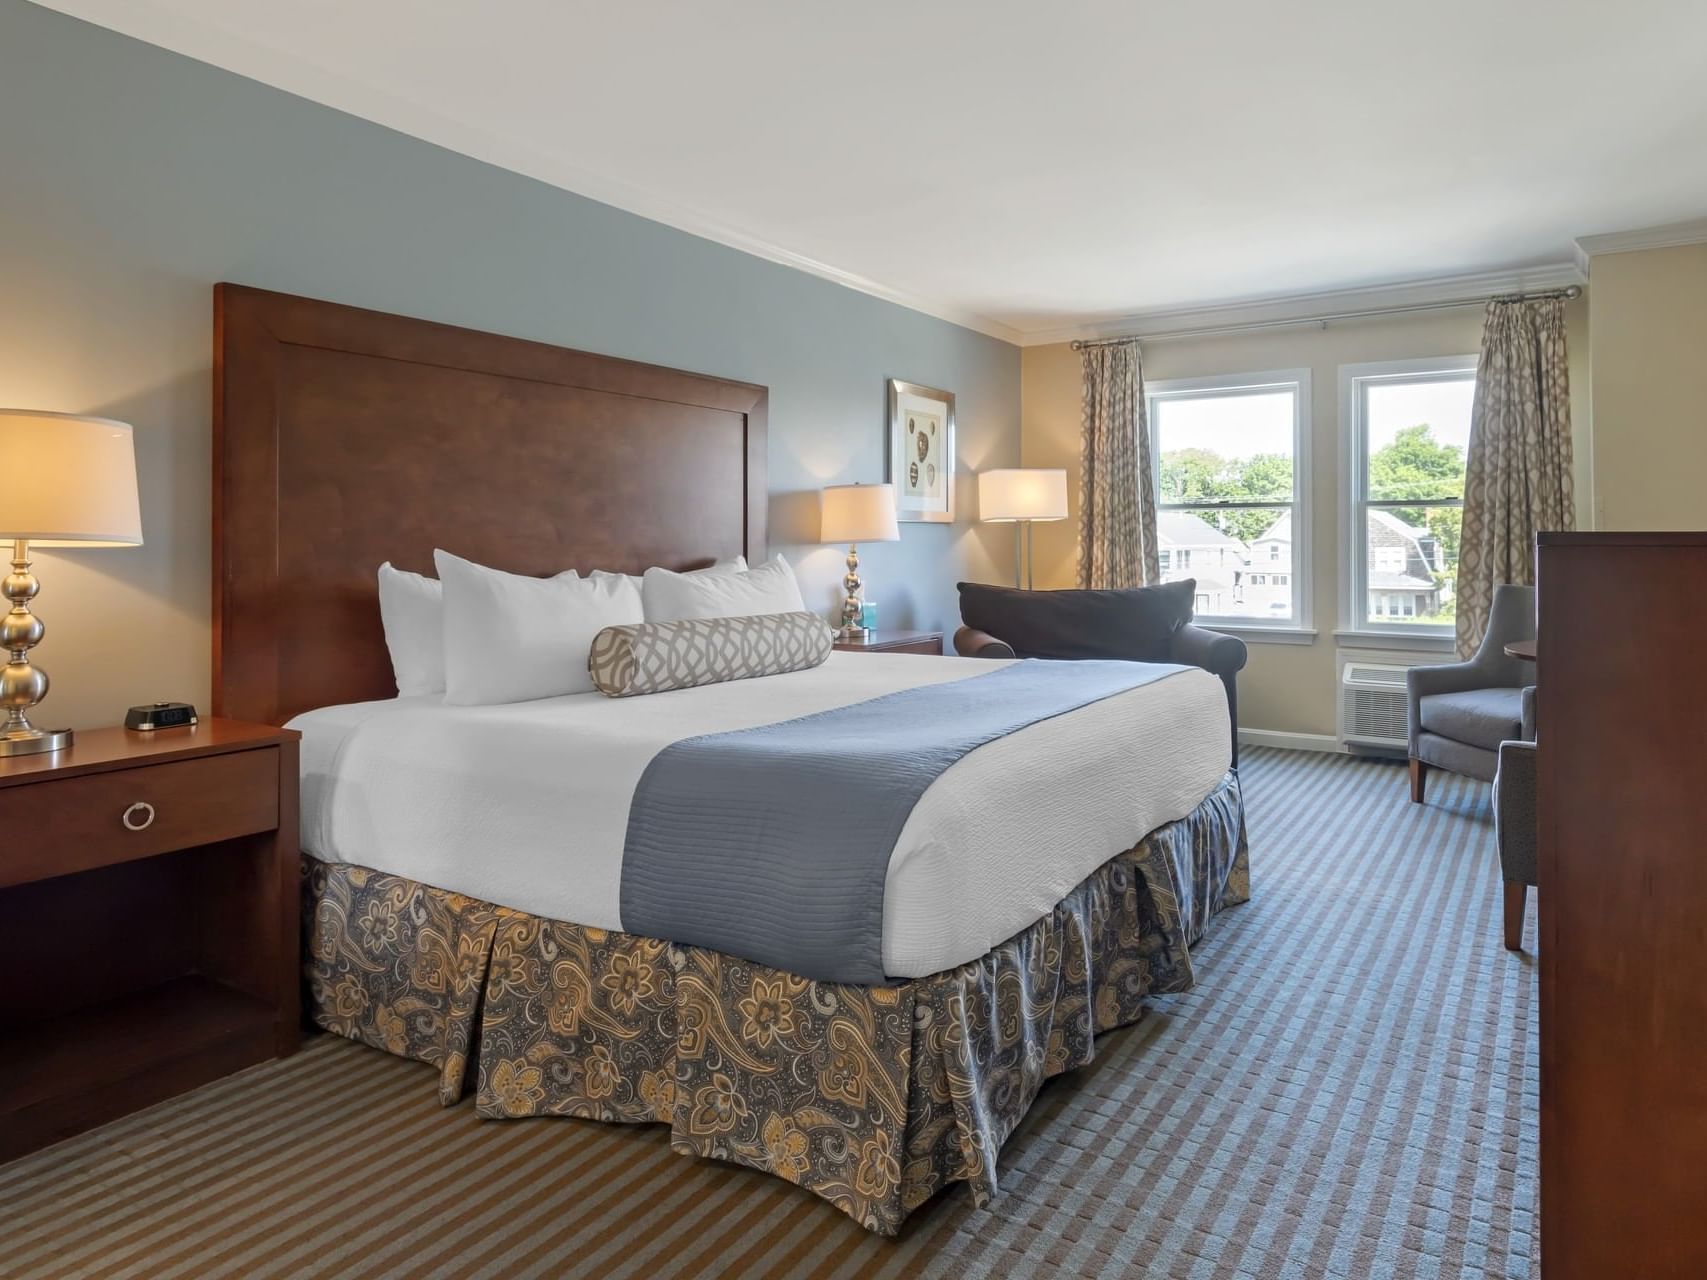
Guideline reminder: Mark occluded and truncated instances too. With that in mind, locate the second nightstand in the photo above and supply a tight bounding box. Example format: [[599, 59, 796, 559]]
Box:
[[831, 629, 945, 656], [0, 719, 300, 1161]]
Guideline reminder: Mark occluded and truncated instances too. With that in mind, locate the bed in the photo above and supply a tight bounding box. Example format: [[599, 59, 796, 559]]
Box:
[[213, 284, 1249, 1233]]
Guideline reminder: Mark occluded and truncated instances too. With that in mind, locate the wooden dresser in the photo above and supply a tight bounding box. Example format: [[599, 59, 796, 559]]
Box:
[[0, 719, 300, 1160], [1537, 532, 1707, 1277]]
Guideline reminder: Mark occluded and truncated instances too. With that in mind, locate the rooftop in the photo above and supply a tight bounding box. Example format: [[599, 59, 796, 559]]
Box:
[[1157, 510, 1246, 549]]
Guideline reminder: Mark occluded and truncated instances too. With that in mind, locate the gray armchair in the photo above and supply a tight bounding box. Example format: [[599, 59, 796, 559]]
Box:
[[1494, 738, 1536, 951], [1407, 584, 1536, 802]]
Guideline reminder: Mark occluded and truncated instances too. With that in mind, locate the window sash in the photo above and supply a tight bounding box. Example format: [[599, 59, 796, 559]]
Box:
[[1156, 499, 1295, 511], [1147, 369, 1310, 629], [1341, 358, 1474, 637]]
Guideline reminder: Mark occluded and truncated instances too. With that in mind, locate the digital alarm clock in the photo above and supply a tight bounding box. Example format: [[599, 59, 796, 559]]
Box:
[[125, 702, 199, 731]]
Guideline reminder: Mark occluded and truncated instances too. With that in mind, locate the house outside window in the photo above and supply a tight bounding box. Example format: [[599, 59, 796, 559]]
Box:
[[1148, 369, 1311, 630], [1340, 356, 1475, 637]]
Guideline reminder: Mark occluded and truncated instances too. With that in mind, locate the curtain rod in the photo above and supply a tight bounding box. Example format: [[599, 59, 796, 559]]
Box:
[[1068, 284, 1582, 349]]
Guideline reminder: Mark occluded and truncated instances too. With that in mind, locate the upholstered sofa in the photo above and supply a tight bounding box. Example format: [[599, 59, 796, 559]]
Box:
[[952, 579, 1248, 765]]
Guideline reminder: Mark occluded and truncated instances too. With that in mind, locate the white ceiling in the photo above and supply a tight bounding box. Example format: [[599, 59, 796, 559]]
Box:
[[37, 0, 1707, 342]]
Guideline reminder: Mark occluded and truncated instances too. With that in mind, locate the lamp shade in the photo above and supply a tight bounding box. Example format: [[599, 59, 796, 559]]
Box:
[[978, 469, 1068, 522], [0, 410, 143, 546], [820, 482, 899, 543]]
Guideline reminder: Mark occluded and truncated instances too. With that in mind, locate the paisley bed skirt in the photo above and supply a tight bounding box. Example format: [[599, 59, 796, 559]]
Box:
[[301, 770, 1249, 1235]]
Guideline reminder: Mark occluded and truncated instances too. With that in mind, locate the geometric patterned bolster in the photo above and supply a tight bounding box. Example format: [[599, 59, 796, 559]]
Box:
[[588, 611, 834, 697]]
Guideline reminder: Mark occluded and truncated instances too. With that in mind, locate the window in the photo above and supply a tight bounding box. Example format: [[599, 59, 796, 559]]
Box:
[[1341, 357, 1475, 635], [1148, 369, 1310, 628]]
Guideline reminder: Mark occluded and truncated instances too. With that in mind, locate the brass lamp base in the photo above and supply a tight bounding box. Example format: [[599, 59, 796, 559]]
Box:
[[2, 538, 68, 757], [0, 726, 72, 757], [838, 541, 868, 640]]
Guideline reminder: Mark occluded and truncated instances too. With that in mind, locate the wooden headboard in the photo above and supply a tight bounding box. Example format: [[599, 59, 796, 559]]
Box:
[[213, 284, 767, 725]]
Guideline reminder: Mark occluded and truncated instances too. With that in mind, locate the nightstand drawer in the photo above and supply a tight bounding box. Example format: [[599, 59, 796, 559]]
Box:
[[0, 747, 279, 889]]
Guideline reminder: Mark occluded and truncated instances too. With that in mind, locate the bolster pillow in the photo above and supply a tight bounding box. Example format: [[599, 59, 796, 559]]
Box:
[[588, 611, 834, 697]]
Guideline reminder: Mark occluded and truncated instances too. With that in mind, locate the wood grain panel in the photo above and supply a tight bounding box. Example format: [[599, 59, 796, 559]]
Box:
[[831, 631, 945, 655], [213, 284, 768, 724], [1538, 531, 1707, 1278], [0, 721, 300, 1161], [0, 748, 278, 889], [0, 720, 287, 787]]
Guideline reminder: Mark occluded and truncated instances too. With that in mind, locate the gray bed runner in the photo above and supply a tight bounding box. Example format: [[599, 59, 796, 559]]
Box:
[[619, 658, 1191, 984]]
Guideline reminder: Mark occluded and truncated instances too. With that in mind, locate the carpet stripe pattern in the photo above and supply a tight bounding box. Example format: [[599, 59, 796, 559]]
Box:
[[0, 747, 1538, 1278]]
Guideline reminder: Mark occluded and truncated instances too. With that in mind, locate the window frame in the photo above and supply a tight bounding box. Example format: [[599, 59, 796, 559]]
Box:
[[1146, 368, 1312, 637], [1337, 355, 1477, 647]]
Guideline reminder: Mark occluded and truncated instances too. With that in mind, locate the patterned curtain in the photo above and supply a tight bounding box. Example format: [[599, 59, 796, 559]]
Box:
[[1455, 297, 1574, 656], [1077, 340, 1159, 589]]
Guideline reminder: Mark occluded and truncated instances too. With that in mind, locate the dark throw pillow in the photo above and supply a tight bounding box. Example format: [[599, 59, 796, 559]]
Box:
[[956, 580, 1196, 663]]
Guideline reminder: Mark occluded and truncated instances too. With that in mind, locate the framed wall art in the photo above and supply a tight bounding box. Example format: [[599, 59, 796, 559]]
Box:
[[887, 379, 955, 523]]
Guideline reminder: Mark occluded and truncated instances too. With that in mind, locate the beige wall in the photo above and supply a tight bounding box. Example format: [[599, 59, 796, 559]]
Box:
[[1586, 243, 1707, 530], [1021, 298, 1592, 738]]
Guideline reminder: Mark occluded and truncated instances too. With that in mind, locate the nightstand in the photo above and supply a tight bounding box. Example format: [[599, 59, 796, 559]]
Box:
[[831, 629, 945, 656], [0, 719, 300, 1161]]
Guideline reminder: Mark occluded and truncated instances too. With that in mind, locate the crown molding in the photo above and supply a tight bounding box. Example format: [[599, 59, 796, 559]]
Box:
[[1573, 217, 1707, 276], [34, 0, 1029, 345], [30, 3, 1622, 354], [1013, 261, 1586, 347]]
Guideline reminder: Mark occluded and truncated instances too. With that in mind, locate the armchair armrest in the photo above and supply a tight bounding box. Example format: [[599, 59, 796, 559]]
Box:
[[953, 626, 1016, 659], [1169, 624, 1247, 678], [1405, 658, 1489, 700]]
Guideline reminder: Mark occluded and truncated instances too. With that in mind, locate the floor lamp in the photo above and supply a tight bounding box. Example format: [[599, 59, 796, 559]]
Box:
[[978, 469, 1067, 589]]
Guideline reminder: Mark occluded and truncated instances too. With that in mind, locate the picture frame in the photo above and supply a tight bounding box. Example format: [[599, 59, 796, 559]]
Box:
[[887, 379, 956, 523]]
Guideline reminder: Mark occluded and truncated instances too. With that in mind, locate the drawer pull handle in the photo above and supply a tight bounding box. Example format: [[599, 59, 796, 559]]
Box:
[[122, 801, 156, 832]]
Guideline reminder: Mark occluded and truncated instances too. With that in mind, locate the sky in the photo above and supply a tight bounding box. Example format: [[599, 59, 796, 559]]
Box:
[[1365, 377, 1474, 452], [1152, 374, 1475, 459]]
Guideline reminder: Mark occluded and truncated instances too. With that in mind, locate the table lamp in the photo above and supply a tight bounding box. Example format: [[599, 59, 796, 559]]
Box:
[[0, 409, 143, 756], [979, 469, 1067, 588], [820, 482, 899, 639]]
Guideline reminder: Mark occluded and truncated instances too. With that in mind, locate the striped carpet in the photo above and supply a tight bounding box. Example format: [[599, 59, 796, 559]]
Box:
[[0, 748, 1538, 1279]]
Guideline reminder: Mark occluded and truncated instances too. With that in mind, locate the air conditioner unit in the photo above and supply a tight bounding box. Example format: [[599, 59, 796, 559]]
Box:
[[1337, 652, 1427, 755]]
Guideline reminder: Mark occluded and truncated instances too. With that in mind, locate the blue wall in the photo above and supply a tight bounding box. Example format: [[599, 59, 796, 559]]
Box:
[[0, 1, 1019, 726]]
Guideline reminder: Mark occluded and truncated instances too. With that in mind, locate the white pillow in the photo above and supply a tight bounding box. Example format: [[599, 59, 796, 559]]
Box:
[[376, 562, 445, 697], [435, 550, 643, 705], [592, 556, 746, 594], [642, 555, 806, 623]]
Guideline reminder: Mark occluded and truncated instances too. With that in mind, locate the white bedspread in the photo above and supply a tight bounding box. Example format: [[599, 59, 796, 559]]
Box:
[[291, 652, 1230, 977]]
